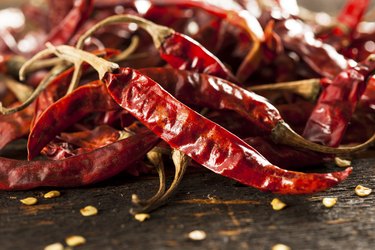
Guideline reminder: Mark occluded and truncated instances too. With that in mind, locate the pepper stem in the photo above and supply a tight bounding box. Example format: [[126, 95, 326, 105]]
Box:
[[130, 150, 189, 214], [0, 64, 69, 115], [46, 43, 119, 80], [132, 150, 167, 207], [67, 35, 139, 94], [249, 78, 321, 101], [272, 121, 375, 154]]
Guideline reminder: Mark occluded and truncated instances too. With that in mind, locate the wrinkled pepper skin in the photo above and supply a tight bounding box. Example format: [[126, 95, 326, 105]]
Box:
[[139, 67, 281, 133], [104, 68, 351, 194], [303, 57, 375, 147], [0, 130, 159, 190], [160, 32, 237, 82], [28, 81, 119, 159]]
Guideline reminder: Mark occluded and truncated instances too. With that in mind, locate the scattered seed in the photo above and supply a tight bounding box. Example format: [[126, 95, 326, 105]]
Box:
[[322, 197, 337, 208], [80, 205, 98, 216], [355, 185, 372, 197], [44, 190, 61, 199], [44, 242, 64, 250], [334, 157, 351, 167], [272, 243, 291, 250], [20, 197, 38, 206], [188, 230, 207, 241], [134, 213, 150, 222], [270, 198, 286, 211], [65, 235, 86, 247]]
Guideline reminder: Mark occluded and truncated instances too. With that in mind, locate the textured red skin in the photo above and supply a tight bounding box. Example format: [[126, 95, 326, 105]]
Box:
[[0, 130, 159, 190], [160, 33, 236, 82], [45, 0, 94, 46], [28, 82, 119, 160], [0, 103, 34, 150], [105, 68, 351, 194], [139, 67, 281, 133], [274, 19, 348, 79], [303, 59, 375, 147]]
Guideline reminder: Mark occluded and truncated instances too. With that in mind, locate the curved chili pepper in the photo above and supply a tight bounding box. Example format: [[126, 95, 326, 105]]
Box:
[[137, 67, 373, 154], [103, 67, 351, 194], [28, 81, 119, 160], [76, 14, 237, 82], [303, 55, 375, 147], [318, 0, 369, 50], [45, 0, 94, 46], [274, 18, 349, 79], [0, 130, 159, 190], [143, 0, 265, 81]]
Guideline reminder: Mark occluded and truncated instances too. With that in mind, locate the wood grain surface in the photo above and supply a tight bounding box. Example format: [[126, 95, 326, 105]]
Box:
[[0, 143, 374, 250]]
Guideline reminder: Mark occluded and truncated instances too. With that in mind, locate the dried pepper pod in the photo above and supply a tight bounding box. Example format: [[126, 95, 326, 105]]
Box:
[[0, 130, 159, 190], [45, 47, 352, 194]]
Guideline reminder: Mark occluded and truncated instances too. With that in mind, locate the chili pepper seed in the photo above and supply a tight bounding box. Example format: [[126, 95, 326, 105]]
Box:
[[188, 230, 207, 241], [322, 197, 337, 208], [80, 205, 98, 216], [271, 198, 286, 211], [20, 197, 38, 206], [44, 242, 64, 250], [334, 157, 351, 167], [44, 190, 61, 199], [65, 235, 86, 247], [272, 243, 291, 250], [134, 213, 150, 222], [355, 185, 372, 197]]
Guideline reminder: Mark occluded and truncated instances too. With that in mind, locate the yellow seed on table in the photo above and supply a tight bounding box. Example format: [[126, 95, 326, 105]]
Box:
[[20, 197, 38, 206], [270, 198, 286, 211], [322, 197, 337, 208], [334, 157, 351, 167], [188, 230, 207, 241], [134, 213, 150, 222], [355, 185, 372, 197], [44, 242, 64, 250], [65, 235, 86, 247], [272, 243, 291, 250], [80, 205, 98, 216], [43, 190, 61, 199]]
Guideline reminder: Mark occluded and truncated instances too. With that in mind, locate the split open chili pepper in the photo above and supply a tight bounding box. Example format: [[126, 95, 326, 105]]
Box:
[[303, 55, 375, 147], [27, 81, 119, 160], [0, 129, 159, 190]]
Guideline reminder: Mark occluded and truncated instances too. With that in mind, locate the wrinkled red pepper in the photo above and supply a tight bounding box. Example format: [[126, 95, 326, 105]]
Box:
[[0, 130, 159, 190], [303, 56, 375, 147], [103, 67, 351, 194]]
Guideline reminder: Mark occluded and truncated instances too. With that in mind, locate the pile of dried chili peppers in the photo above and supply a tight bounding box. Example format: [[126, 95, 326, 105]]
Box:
[[0, 0, 374, 213]]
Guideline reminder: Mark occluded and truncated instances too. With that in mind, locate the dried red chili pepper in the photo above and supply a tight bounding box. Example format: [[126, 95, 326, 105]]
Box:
[[102, 67, 351, 194], [76, 14, 236, 82], [0, 130, 159, 190], [44, 0, 94, 47], [320, 0, 370, 50], [27, 81, 119, 160], [303, 55, 375, 147], [137, 67, 373, 153]]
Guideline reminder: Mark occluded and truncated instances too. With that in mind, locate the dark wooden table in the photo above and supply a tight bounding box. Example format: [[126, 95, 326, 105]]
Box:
[[0, 143, 374, 250]]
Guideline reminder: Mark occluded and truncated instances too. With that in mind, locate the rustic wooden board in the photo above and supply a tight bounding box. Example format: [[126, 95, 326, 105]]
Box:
[[0, 151, 374, 250]]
